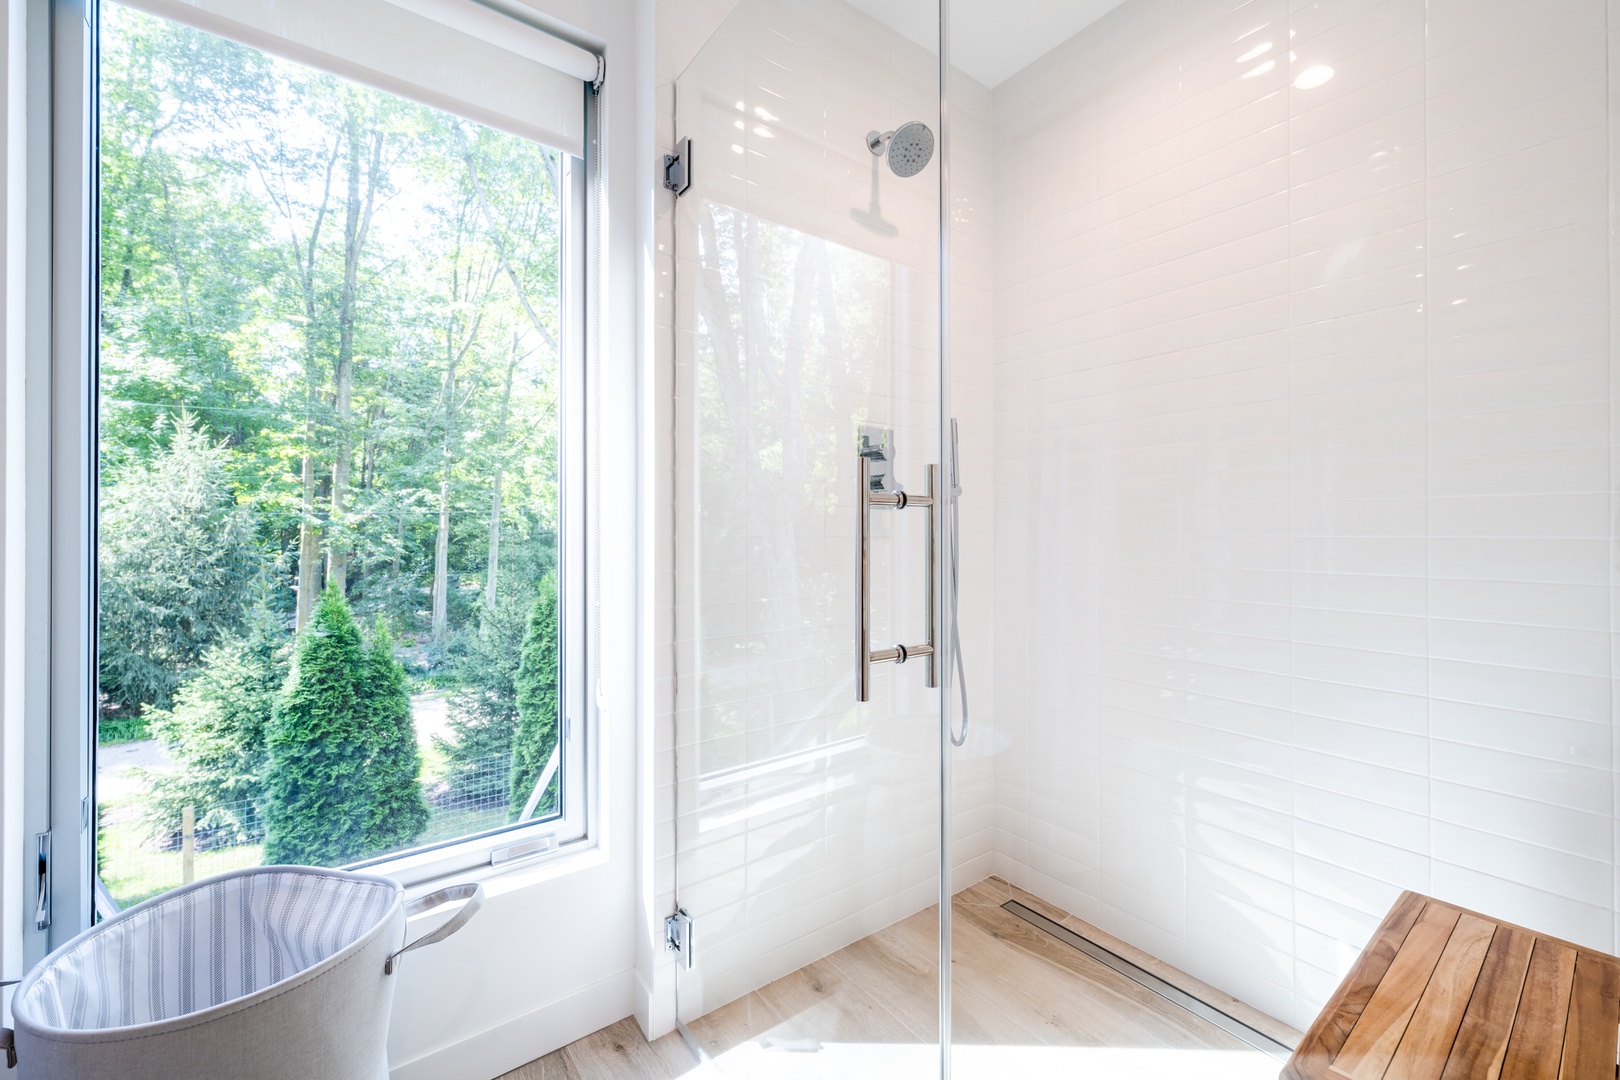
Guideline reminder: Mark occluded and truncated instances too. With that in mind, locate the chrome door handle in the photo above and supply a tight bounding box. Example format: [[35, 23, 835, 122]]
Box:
[[856, 455, 939, 703]]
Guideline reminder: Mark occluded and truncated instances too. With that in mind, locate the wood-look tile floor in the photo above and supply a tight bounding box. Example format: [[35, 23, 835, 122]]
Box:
[[499, 877, 1299, 1080]]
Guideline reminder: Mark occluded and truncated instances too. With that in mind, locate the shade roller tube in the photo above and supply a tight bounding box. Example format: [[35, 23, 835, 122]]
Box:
[[386, 0, 598, 82], [116, 0, 594, 157]]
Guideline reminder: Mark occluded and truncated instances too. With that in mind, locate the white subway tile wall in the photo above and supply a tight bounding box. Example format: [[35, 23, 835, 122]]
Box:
[[991, 0, 1617, 1030]]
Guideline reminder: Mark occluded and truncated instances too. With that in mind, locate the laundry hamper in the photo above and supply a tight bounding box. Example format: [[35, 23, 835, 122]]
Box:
[[2, 865, 481, 1080]]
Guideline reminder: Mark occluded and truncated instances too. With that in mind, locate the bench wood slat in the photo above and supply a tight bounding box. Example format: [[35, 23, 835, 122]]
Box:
[[1499, 940, 1577, 1080], [1556, 953, 1620, 1080], [1438, 926, 1535, 1080], [1287, 892, 1428, 1080], [1384, 914, 1497, 1080], [1331, 903, 1463, 1080]]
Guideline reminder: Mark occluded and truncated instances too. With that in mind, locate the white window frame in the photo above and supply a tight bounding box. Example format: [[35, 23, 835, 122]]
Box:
[[30, 0, 602, 938]]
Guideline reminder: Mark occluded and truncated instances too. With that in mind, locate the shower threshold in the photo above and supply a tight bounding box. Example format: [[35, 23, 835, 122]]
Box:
[[1000, 899, 1295, 1061]]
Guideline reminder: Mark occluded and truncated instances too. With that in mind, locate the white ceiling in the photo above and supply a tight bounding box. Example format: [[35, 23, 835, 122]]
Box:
[[657, 0, 1131, 90], [845, 0, 1130, 87]]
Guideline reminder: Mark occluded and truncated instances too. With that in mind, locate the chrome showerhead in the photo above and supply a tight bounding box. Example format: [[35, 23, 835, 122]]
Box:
[[866, 121, 934, 178]]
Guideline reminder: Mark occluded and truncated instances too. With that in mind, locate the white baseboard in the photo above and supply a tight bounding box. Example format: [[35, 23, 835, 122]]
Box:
[[389, 969, 636, 1080]]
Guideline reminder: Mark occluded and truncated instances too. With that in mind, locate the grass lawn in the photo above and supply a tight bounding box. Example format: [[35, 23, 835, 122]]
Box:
[[97, 801, 263, 910]]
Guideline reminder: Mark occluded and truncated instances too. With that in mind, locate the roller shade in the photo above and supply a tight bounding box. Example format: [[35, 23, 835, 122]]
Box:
[[115, 0, 596, 156]]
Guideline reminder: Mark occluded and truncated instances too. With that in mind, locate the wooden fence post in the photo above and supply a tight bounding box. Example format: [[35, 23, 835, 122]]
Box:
[[181, 805, 196, 885]]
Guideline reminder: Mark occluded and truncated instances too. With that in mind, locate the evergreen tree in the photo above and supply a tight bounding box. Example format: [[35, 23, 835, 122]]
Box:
[[508, 574, 559, 818], [436, 588, 529, 805], [263, 587, 370, 865], [98, 413, 262, 717], [144, 609, 288, 845], [361, 622, 429, 855]]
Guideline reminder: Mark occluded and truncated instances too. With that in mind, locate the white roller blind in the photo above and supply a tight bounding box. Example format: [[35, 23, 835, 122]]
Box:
[[115, 0, 594, 157]]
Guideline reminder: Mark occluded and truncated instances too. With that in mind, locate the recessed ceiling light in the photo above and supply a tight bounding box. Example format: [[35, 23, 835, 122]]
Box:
[[1293, 65, 1335, 90]]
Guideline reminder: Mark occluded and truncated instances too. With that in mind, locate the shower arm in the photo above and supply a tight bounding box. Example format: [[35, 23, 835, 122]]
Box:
[[855, 455, 939, 703]]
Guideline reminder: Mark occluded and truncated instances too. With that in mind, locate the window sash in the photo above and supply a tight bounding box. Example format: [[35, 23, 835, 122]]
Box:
[[66, 0, 600, 918]]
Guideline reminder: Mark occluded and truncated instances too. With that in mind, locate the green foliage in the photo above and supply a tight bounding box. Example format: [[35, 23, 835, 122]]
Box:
[[94, 9, 572, 893], [509, 574, 559, 818], [143, 613, 287, 846], [98, 413, 263, 716], [97, 717, 151, 745], [361, 622, 429, 854], [263, 588, 371, 865], [433, 541, 553, 803]]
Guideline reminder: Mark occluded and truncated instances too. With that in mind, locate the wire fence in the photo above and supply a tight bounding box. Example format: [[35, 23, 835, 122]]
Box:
[[97, 749, 555, 911]]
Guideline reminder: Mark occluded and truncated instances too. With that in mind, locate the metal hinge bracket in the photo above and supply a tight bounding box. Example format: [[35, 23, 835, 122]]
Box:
[[665, 908, 694, 970], [663, 136, 692, 196]]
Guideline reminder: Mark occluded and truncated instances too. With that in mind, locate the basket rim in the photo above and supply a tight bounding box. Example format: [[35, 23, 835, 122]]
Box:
[[11, 864, 404, 1041]]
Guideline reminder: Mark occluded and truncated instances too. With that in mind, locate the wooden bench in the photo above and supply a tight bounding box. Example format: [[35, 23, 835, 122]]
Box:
[[1285, 891, 1620, 1080]]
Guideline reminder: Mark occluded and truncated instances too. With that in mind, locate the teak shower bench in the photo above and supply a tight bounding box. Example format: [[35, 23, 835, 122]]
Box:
[[1285, 891, 1620, 1080]]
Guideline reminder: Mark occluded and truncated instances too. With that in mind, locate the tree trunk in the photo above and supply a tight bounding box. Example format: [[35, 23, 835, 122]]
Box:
[[484, 336, 520, 613], [427, 201, 495, 645], [295, 451, 321, 632], [284, 139, 339, 633], [430, 351, 460, 643], [432, 467, 452, 643], [327, 110, 383, 596]]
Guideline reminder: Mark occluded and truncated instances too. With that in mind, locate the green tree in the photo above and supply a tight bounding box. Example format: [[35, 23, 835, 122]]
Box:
[[436, 591, 527, 803], [263, 587, 370, 865], [98, 412, 263, 717], [361, 622, 429, 854], [142, 613, 287, 845], [508, 574, 559, 818]]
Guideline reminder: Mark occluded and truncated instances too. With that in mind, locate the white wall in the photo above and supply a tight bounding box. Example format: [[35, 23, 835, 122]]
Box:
[[990, 0, 1620, 1030]]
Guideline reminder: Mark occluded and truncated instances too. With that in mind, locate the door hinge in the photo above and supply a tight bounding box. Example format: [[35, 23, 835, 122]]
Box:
[[665, 908, 693, 970], [33, 831, 50, 931], [663, 136, 692, 196]]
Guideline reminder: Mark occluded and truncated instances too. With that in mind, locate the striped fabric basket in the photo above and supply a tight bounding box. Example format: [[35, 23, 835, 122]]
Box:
[[3, 866, 481, 1080]]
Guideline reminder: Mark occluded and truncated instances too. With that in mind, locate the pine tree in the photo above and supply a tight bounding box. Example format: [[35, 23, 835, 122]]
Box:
[[436, 589, 528, 806], [263, 587, 370, 866], [362, 622, 429, 855], [144, 608, 288, 846], [508, 574, 560, 818]]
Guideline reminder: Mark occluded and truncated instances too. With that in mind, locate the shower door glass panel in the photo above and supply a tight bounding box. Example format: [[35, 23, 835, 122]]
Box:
[[671, 0, 943, 1071]]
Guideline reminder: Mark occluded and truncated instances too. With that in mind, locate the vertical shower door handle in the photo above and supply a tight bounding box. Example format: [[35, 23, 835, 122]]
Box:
[[856, 454, 938, 703]]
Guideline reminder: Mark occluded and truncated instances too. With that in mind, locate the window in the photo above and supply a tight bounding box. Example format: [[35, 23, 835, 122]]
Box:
[[92, 0, 588, 910]]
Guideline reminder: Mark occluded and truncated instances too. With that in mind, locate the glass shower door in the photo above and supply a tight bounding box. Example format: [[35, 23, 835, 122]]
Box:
[[669, 0, 945, 1073]]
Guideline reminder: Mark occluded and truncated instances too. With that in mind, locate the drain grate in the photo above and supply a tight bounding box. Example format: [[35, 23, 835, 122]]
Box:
[[1001, 900, 1296, 1061]]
